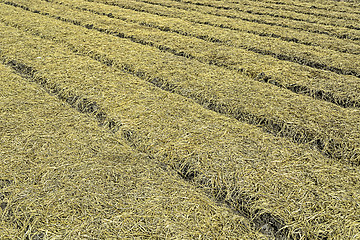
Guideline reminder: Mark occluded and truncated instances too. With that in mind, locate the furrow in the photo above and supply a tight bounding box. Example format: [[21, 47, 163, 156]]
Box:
[[76, 0, 360, 79], [152, 0, 360, 41], [188, 0, 360, 21], [2, 19, 360, 239], [1, 2, 360, 166], [1, 57, 270, 240], [0, 62, 267, 240], [134, 0, 360, 55], [89, 0, 360, 43], [250, 1, 359, 20], [161, 0, 360, 30], [0, 24, 292, 240], [115, 0, 360, 41], [2, 60, 121, 133], [246, 0, 360, 15], [137, 0, 360, 32], [13, 0, 360, 110]]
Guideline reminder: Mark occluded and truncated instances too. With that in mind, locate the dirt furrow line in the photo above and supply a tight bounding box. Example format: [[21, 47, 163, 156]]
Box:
[[210, 0, 359, 37], [136, 0, 360, 54], [0, 61, 268, 239], [18, 0, 360, 110], [1, 2, 360, 165], [75, 0, 360, 78], [106, 0, 360, 41], [184, 0, 360, 21], [2, 20, 360, 239], [137, 0, 360, 32], [245, 0, 360, 15], [3, 60, 120, 133], [0, 25, 293, 239]]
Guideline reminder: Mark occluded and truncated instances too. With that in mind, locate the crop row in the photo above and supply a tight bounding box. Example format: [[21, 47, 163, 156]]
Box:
[[246, 0, 360, 20], [133, 0, 360, 54], [128, 0, 360, 41], [22, 0, 360, 109], [2, 2, 360, 165], [252, 0, 360, 14], [2, 1, 360, 163], [208, 0, 360, 26], [136, 0, 360, 35], [196, 0, 360, 21], [2, 19, 360, 239], [83, 0, 360, 78], [0, 62, 264, 239]]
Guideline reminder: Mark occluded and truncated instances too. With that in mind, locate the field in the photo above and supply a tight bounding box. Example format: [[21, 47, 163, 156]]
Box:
[[0, 0, 360, 239]]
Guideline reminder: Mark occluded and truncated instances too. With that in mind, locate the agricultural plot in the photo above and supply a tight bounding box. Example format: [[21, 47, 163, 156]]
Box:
[[0, 0, 359, 239], [0, 63, 264, 239], [30, 0, 360, 107]]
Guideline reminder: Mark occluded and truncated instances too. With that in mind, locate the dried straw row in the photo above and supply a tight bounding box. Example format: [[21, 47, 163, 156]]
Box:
[[128, 0, 360, 51], [181, 0, 360, 21], [1, 3, 359, 164], [139, 0, 360, 31], [0, 63, 264, 239], [95, 0, 360, 41], [38, 0, 360, 108], [271, 0, 360, 10], [89, 0, 360, 77], [1, 21, 360, 239]]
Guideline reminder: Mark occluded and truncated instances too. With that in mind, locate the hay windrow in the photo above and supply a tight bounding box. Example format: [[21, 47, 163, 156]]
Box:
[[139, 0, 360, 29], [1, 0, 360, 239], [165, 0, 360, 21], [47, 0, 360, 54], [114, 0, 360, 41], [51, 0, 360, 79], [93, 0, 360, 39], [0, 63, 265, 239], [1, 4, 360, 164], [1, 17, 360, 239], [4, 59, 121, 133], [10, 0, 360, 109]]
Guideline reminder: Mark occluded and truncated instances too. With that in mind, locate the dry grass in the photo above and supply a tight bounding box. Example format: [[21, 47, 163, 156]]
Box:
[[0, 63, 265, 239], [210, 0, 360, 14], [1, 0, 360, 239], [135, 0, 360, 33], [12, 0, 360, 109], [95, 0, 360, 39], [0, 18, 360, 239], [1, 4, 360, 164]]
